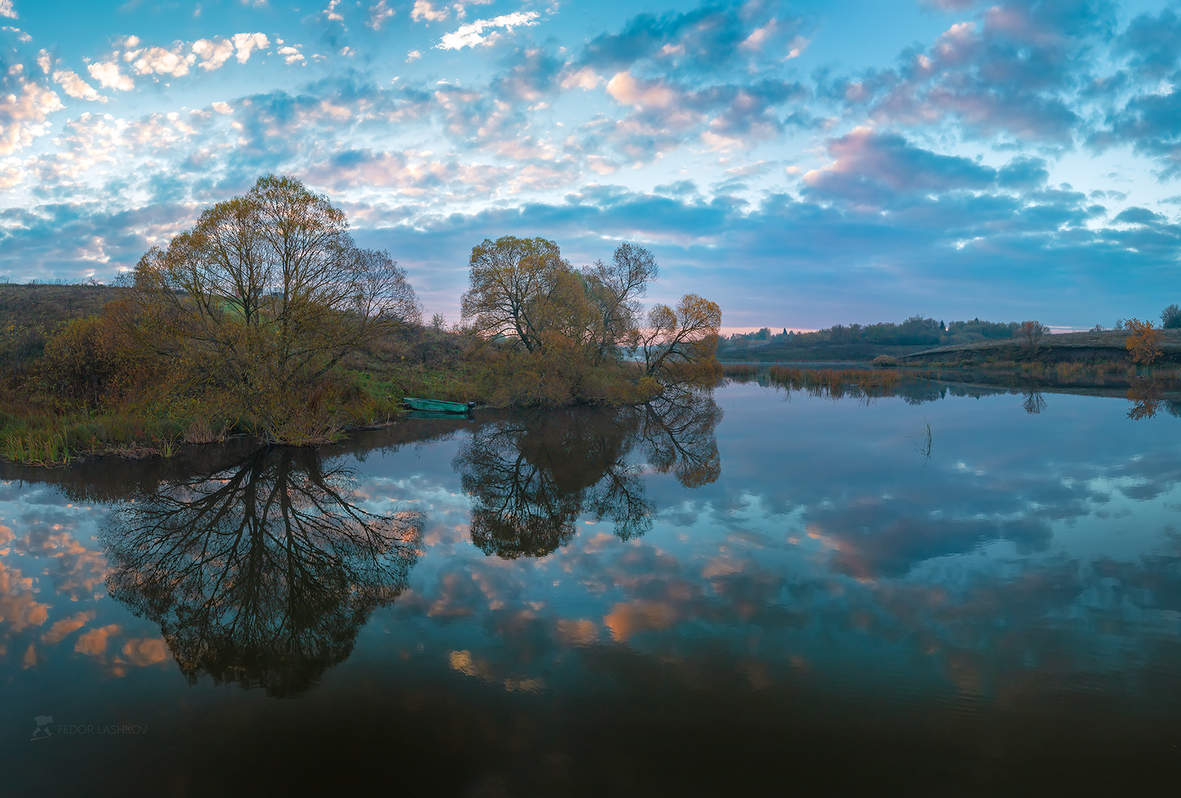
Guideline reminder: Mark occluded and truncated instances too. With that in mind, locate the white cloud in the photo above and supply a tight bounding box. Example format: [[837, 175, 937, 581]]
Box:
[[128, 45, 195, 78], [87, 60, 135, 91], [450, 0, 492, 21], [0, 161, 22, 189], [0, 79, 63, 155], [231, 32, 269, 63], [561, 67, 601, 90], [406, 49, 422, 62], [740, 21, 775, 52], [436, 11, 538, 50], [36, 49, 50, 74], [605, 72, 676, 108], [0, 1, 15, 20], [277, 45, 305, 65], [367, 0, 395, 30], [1, 24, 28, 42], [192, 38, 235, 70], [412, 0, 448, 23], [211, 100, 233, 114], [322, 0, 344, 23], [53, 70, 107, 102]]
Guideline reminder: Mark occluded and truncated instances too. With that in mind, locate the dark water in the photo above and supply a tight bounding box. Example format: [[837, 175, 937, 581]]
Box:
[[2, 381, 1179, 795]]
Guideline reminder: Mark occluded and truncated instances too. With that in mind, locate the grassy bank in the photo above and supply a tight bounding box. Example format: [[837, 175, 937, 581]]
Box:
[[899, 328, 1181, 366], [722, 363, 902, 399], [0, 288, 677, 465]]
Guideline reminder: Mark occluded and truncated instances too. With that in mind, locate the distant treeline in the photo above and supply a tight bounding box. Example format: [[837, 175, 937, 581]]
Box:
[[720, 316, 1020, 361]]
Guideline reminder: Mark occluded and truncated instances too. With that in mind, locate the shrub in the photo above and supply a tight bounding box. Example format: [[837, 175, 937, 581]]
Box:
[[1125, 318, 1163, 365]]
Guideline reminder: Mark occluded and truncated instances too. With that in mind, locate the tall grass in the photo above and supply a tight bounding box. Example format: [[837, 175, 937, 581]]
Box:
[[722, 363, 902, 400]]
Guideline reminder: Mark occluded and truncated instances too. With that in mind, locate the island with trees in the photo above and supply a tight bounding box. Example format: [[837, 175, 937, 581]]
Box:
[[0, 176, 721, 465]]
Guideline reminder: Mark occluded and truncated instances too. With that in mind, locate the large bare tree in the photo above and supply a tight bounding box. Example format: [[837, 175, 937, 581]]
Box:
[[459, 235, 566, 352], [133, 175, 420, 441]]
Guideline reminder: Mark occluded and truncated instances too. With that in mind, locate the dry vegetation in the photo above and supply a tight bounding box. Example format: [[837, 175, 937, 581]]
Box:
[[0, 178, 721, 466]]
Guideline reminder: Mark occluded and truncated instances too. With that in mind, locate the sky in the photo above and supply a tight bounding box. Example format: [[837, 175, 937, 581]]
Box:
[[0, 0, 1179, 330]]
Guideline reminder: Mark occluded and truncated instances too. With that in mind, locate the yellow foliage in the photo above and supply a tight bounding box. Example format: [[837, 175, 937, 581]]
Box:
[[1125, 318, 1163, 365]]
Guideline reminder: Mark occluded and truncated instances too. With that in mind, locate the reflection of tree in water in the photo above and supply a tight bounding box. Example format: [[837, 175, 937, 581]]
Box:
[[455, 389, 721, 558], [637, 388, 722, 488], [1126, 380, 1171, 421], [1022, 389, 1047, 415], [103, 447, 422, 697]]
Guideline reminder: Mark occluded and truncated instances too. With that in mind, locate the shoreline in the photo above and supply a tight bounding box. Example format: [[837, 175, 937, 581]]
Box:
[[6, 367, 1177, 470]]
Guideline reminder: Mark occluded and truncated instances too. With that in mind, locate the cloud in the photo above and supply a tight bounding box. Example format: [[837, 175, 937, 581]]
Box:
[[192, 37, 235, 70], [41, 611, 95, 645], [322, 0, 344, 24], [120, 637, 169, 666], [74, 624, 121, 657], [578, 1, 800, 76], [1115, 6, 1181, 78], [367, 0, 395, 31], [412, 0, 448, 24], [231, 32, 269, 63], [0, 0, 14, 20], [561, 67, 601, 91], [278, 45, 305, 65], [803, 128, 997, 205], [1113, 207, 1166, 226], [1093, 85, 1181, 178], [87, 60, 134, 91], [826, 0, 1118, 145], [127, 45, 194, 78], [52, 69, 106, 102], [606, 71, 677, 109], [0, 77, 64, 155], [436, 11, 539, 51]]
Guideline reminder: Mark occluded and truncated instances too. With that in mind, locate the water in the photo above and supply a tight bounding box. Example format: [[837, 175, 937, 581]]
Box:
[[1, 381, 1179, 794]]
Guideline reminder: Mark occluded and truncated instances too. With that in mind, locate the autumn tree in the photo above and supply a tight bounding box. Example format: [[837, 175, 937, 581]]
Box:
[[1161, 304, 1181, 329], [584, 242, 658, 364], [638, 294, 723, 381], [460, 236, 566, 352], [461, 237, 660, 358], [1125, 317, 1163, 365], [132, 175, 420, 442], [1018, 320, 1048, 352], [460, 236, 718, 403]]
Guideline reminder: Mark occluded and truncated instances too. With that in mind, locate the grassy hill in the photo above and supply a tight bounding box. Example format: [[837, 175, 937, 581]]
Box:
[[900, 329, 1181, 365], [0, 283, 125, 326], [0, 283, 127, 372]]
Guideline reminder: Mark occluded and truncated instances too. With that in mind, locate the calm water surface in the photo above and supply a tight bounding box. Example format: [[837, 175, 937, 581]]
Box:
[[1, 381, 1179, 794]]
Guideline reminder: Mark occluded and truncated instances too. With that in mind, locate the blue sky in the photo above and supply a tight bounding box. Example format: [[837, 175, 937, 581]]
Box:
[[0, 0, 1179, 329]]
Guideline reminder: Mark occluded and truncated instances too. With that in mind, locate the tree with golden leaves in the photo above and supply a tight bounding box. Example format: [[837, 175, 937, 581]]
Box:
[[1125, 317, 1163, 365], [460, 236, 566, 353], [133, 175, 420, 442]]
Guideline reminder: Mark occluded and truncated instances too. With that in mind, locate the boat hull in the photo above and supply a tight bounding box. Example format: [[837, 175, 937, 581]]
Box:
[[402, 397, 472, 414]]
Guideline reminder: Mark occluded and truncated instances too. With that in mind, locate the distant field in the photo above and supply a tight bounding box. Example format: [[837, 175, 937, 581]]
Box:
[[900, 329, 1181, 364], [0, 283, 127, 371], [718, 342, 931, 362], [0, 283, 126, 328], [718, 329, 1181, 366]]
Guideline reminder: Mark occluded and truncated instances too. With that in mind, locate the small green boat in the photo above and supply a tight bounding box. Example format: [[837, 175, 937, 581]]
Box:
[[402, 397, 474, 414]]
